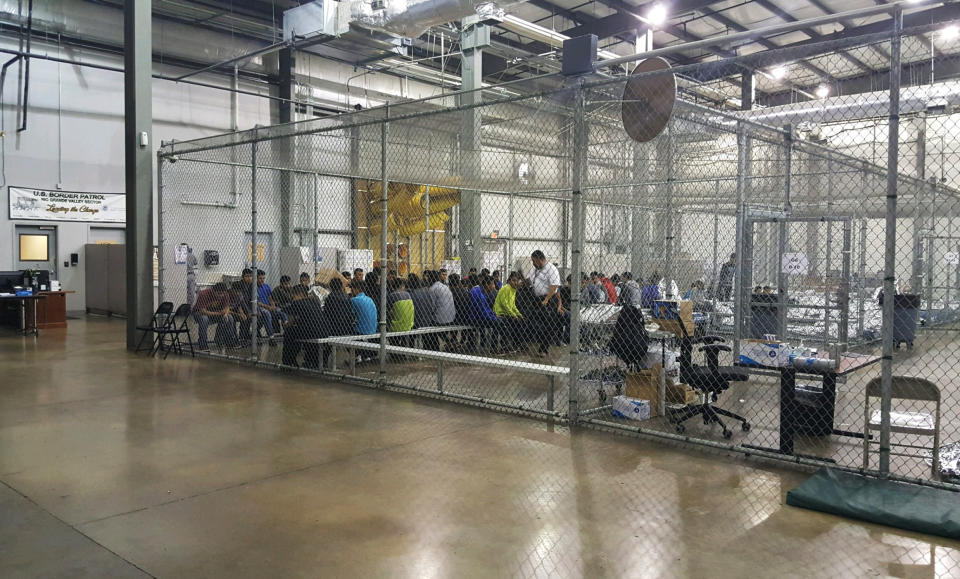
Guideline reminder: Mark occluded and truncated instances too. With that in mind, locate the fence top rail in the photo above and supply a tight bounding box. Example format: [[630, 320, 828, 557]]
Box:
[[334, 340, 571, 376]]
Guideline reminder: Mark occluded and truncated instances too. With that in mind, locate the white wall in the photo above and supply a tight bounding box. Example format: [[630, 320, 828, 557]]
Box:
[[0, 37, 273, 311]]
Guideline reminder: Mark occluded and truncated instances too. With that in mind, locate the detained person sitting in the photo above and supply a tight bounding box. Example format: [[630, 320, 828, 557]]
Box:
[[493, 272, 527, 351], [282, 287, 325, 369], [192, 282, 237, 350]]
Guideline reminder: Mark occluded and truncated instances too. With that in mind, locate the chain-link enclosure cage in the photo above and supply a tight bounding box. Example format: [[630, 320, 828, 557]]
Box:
[[158, 19, 960, 493]]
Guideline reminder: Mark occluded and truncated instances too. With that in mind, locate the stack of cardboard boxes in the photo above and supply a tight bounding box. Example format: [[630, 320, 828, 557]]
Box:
[[624, 364, 698, 417]]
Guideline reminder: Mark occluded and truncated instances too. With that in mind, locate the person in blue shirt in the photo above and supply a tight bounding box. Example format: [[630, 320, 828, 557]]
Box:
[[255, 269, 286, 338], [641, 274, 661, 309], [351, 281, 378, 335], [469, 275, 502, 352]]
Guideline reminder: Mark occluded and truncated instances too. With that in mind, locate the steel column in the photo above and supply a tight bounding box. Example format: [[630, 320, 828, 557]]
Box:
[[379, 106, 391, 380], [251, 134, 259, 360], [124, 0, 154, 349], [879, 9, 903, 475], [568, 84, 587, 424]]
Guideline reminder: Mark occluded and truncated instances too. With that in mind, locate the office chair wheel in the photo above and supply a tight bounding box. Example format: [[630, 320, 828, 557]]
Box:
[[741, 422, 751, 432], [722, 429, 733, 439], [675, 424, 686, 434]]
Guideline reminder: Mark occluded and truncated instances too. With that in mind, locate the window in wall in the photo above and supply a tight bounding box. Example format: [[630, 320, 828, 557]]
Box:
[[19, 234, 48, 261]]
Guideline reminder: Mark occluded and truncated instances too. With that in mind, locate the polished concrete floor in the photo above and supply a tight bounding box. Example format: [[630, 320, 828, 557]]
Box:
[[2, 317, 959, 578]]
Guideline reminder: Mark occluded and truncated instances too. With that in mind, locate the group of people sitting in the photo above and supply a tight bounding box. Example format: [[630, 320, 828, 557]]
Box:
[[190, 251, 711, 368], [575, 271, 663, 309]]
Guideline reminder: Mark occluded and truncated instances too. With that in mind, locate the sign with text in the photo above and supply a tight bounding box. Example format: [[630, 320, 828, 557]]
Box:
[[9, 186, 126, 223], [781, 252, 809, 276]]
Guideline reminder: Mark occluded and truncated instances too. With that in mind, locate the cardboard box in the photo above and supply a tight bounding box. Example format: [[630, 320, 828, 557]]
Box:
[[670, 383, 699, 406], [625, 366, 695, 416], [612, 396, 651, 421], [626, 365, 663, 416], [657, 318, 695, 338], [739, 339, 792, 368]]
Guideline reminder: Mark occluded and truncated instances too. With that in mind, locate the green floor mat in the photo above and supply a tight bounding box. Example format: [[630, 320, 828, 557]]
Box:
[[786, 468, 960, 540]]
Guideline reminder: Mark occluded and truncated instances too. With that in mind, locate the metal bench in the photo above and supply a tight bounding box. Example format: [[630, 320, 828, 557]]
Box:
[[333, 339, 570, 412], [300, 325, 472, 370]]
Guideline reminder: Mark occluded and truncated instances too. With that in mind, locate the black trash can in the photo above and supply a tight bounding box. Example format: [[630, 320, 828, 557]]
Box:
[[750, 293, 779, 339], [879, 292, 920, 349], [892, 293, 920, 349]]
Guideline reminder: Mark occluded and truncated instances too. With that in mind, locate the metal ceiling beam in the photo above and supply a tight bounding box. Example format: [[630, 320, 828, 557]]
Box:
[[748, 3, 960, 54], [753, 0, 874, 73], [804, 0, 891, 60], [703, 9, 837, 82]]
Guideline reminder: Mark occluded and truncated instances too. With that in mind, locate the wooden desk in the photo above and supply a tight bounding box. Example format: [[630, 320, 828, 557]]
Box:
[[34, 291, 74, 329]]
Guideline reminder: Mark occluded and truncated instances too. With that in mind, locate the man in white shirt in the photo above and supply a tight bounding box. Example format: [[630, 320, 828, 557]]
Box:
[[527, 250, 562, 356]]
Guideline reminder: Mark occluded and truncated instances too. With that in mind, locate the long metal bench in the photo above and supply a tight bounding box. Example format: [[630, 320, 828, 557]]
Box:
[[333, 339, 570, 413], [299, 325, 473, 370]]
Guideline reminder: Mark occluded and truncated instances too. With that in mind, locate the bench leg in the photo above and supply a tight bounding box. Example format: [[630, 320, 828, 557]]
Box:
[[330, 345, 338, 372], [547, 376, 555, 412], [437, 360, 444, 393], [350, 347, 356, 376]]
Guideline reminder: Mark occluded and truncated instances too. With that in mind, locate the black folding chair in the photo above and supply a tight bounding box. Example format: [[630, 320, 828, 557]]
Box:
[[134, 302, 175, 354], [153, 304, 196, 359]]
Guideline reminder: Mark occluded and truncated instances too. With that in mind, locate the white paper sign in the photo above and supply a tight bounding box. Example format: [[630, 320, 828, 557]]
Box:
[[781, 253, 809, 276], [945, 251, 959, 265], [9, 186, 125, 223], [175, 244, 189, 265]]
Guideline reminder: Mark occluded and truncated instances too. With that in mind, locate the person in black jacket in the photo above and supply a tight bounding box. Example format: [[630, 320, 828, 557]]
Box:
[[282, 289, 325, 368], [322, 277, 357, 367]]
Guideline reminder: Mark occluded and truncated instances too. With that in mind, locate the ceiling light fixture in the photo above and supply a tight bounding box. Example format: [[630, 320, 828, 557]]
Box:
[[771, 66, 788, 80], [815, 85, 831, 99], [646, 3, 668, 27], [941, 25, 960, 42]]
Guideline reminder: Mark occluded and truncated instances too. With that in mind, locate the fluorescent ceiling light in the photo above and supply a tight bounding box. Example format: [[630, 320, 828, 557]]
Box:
[[771, 66, 788, 80], [815, 85, 830, 99], [647, 4, 668, 27], [941, 25, 960, 42]]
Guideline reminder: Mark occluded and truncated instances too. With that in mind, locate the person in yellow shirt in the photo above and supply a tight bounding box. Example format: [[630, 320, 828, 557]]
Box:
[[494, 272, 526, 351]]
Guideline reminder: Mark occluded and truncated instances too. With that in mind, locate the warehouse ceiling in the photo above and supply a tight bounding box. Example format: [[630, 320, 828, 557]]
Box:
[[77, 0, 960, 109]]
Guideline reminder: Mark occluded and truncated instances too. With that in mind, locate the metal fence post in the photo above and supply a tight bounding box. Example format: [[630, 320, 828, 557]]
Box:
[[313, 173, 319, 282], [733, 122, 748, 357], [379, 105, 390, 381], [157, 154, 165, 306], [568, 83, 587, 423], [251, 133, 259, 361], [879, 8, 903, 476]]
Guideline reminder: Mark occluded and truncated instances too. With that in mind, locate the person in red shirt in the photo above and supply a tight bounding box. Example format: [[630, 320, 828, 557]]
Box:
[[192, 283, 238, 350], [599, 273, 618, 305]]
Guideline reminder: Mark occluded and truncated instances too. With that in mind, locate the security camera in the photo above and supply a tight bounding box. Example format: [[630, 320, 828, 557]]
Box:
[[168, 155, 179, 164]]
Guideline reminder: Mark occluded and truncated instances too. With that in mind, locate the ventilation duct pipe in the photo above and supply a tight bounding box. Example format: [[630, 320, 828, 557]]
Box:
[[351, 0, 526, 38]]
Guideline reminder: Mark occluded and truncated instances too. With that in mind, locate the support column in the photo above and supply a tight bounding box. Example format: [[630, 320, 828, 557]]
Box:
[[124, 0, 154, 349], [879, 8, 904, 476], [741, 70, 755, 111], [569, 84, 588, 424], [457, 17, 489, 272], [279, 48, 295, 249]]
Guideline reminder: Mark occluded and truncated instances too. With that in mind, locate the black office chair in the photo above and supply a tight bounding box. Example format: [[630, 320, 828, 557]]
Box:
[[667, 307, 750, 439], [153, 303, 195, 359], [134, 301, 175, 354]]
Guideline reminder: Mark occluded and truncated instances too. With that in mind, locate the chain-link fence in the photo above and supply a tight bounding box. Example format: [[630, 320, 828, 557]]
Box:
[[158, 14, 960, 492]]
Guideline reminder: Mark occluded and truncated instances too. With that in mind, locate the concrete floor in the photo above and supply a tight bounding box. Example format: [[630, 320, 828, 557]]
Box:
[[2, 317, 960, 578]]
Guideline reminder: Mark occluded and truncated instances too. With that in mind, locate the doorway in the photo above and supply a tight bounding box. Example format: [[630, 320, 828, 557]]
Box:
[[244, 232, 276, 280], [15, 225, 58, 280]]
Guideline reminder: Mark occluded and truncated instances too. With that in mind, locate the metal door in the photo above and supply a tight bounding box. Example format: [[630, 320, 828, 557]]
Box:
[[15, 224, 58, 280]]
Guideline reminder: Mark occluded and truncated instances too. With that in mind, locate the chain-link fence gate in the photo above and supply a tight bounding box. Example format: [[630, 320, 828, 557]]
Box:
[[158, 10, 960, 505]]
